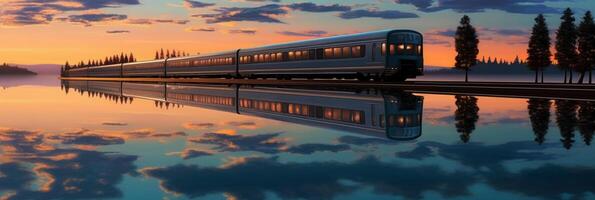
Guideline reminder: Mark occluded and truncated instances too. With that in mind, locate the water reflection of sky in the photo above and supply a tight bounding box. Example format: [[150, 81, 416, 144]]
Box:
[[0, 79, 594, 200]]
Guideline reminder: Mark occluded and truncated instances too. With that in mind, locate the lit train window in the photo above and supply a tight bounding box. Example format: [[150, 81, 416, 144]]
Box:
[[295, 51, 302, 60], [381, 43, 386, 55], [276, 53, 283, 62], [333, 48, 342, 58], [324, 48, 333, 58], [342, 47, 351, 58], [352, 46, 362, 57], [390, 44, 396, 55], [288, 51, 295, 60]]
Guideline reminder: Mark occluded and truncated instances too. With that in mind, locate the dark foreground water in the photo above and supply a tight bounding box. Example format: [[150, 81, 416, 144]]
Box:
[[0, 76, 594, 200]]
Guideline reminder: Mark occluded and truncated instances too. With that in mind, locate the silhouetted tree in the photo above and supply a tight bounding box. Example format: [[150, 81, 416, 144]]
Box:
[[527, 14, 552, 83], [555, 100, 578, 149], [172, 50, 177, 58], [160, 48, 165, 59], [155, 51, 159, 60], [454, 15, 479, 83], [166, 49, 170, 58], [528, 99, 551, 144], [578, 102, 595, 145], [129, 53, 135, 62], [556, 8, 579, 84], [454, 95, 480, 143], [578, 11, 595, 84]]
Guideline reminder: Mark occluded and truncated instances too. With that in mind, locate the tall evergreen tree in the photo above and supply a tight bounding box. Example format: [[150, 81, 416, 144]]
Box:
[[527, 14, 552, 83], [160, 49, 165, 59], [577, 11, 595, 84], [454, 15, 480, 83], [454, 95, 480, 143], [528, 99, 551, 144], [155, 51, 159, 60], [555, 8, 579, 84], [166, 50, 170, 58], [129, 53, 135, 63]]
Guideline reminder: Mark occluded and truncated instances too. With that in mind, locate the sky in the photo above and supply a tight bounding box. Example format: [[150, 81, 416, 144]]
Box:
[[0, 0, 593, 67]]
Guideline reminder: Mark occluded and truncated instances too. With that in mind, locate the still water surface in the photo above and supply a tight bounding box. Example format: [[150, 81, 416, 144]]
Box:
[[0, 77, 594, 200]]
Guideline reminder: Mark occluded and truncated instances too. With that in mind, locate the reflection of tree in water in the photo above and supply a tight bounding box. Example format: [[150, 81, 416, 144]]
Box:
[[555, 100, 578, 149], [454, 95, 479, 143], [527, 99, 551, 145], [578, 102, 595, 145]]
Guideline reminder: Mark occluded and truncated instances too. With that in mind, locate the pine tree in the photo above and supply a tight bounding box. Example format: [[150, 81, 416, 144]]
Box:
[[120, 53, 125, 63], [130, 53, 135, 63], [160, 49, 165, 59], [555, 8, 579, 84], [527, 14, 552, 83], [124, 54, 129, 63], [577, 11, 595, 84], [172, 50, 177, 58], [155, 51, 159, 60], [455, 15, 479, 83], [166, 50, 170, 58]]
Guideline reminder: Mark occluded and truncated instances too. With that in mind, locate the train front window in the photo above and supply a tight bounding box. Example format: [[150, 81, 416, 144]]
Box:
[[389, 43, 420, 55], [387, 114, 421, 127]]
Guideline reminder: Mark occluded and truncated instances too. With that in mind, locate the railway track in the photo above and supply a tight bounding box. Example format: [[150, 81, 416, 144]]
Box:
[[60, 77, 595, 101]]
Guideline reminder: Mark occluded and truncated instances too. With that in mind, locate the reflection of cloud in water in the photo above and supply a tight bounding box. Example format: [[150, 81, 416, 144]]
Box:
[[190, 132, 286, 154], [285, 143, 351, 154], [143, 156, 476, 200], [337, 136, 395, 146], [169, 149, 213, 160], [48, 134, 124, 146], [225, 121, 257, 129], [183, 122, 215, 130], [0, 127, 138, 200]]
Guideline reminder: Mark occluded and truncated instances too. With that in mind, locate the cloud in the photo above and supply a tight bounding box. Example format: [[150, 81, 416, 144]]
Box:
[[184, 0, 215, 8], [66, 13, 127, 26], [0, 0, 140, 26], [225, 121, 257, 129], [196, 3, 353, 24], [187, 27, 216, 32], [102, 122, 128, 125], [397, 0, 566, 14], [339, 9, 419, 19], [229, 29, 257, 34], [142, 156, 476, 199], [195, 4, 287, 24], [287, 3, 351, 12], [127, 18, 190, 25], [277, 30, 328, 37]]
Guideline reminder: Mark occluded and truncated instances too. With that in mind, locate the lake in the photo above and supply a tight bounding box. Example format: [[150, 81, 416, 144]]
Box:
[[0, 76, 594, 200]]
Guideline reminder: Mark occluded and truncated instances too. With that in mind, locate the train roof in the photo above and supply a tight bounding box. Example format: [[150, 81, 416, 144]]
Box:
[[166, 50, 238, 62], [242, 29, 421, 53]]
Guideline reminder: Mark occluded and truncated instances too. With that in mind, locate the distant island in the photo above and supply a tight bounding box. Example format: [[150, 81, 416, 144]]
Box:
[[0, 63, 37, 76]]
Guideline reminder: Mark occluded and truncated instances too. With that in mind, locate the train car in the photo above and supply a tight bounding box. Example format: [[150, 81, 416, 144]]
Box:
[[122, 59, 165, 77], [166, 51, 238, 78], [87, 64, 122, 77], [238, 29, 423, 81], [67, 67, 89, 77]]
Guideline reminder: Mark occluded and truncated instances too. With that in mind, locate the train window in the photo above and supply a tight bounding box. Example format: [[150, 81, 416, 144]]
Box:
[[295, 51, 302, 60], [324, 48, 333, 59], [352, 46, 362, 57], [276, 53, 283, 62], [390, 44, 396, 55], [333, 48, 342, 58], [342, 47, 351, 58], [264, 54, 270, 62], [381, 43, 386, 56], [288, 51, 295, 60], [417, 45, 422, 54], [302, 50, 309, 60]]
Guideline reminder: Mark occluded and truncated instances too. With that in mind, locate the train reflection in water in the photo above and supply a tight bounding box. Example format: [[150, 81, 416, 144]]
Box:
[[62, 81, 424, 140]]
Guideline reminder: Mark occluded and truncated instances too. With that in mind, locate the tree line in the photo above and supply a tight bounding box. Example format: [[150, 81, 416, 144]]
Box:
[[62, 52, 137, 73], [154, 49, 193, 60], [455, 8, 594, 84]]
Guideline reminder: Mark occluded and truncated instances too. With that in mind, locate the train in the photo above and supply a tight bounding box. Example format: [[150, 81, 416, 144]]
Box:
[[64, 29, 424, 81], [62, 81, 424, 140]]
